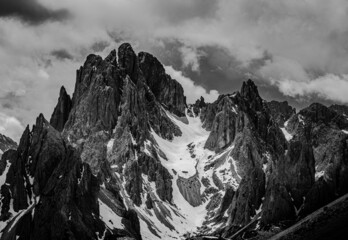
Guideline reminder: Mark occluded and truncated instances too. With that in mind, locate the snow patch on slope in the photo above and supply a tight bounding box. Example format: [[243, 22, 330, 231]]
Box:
[[281, 127, 293, 141], [99, 199, 124, 230], [298, 115, 305, 124], [148, 109, 213, 236], [315, 171, 325, 180], [144, 108, 242, 238], [151, 109, 212, 177]]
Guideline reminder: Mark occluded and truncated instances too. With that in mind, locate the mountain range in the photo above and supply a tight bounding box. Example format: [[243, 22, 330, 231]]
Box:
[[0, 43, 348, 240]]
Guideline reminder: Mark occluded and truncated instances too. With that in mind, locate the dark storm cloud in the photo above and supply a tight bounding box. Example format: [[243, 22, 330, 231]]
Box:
[[91, 41, 110, 53], [0, 0, 70, 25], [150, 39, 304, 107], [107, 31, 126, 43], [152, 40, 254, 94], [51, 49, 73, 60], [248, 51, 273, 72]]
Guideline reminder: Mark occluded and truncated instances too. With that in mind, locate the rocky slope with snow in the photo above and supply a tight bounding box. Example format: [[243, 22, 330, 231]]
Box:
[[0, 43, 347, 240], [0, 134, 17, 157]]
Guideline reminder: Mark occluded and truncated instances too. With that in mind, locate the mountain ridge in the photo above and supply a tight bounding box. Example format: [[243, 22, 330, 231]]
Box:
[[0, 43, 347, 240]]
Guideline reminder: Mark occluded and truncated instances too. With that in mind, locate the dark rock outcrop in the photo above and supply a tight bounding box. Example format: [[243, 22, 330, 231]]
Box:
[[118, 43, 139, 83], [64, 49, 123, 141], [138, 52, 186, 116], [200, 80, 287, 236], [204, 95, 238, 152], [240, 79, 263, 111], [297, 104, 348, 217], [267, 100, 296, 126], [329, 104, 348, 117], [177, 174, 202, 207], [50, 86, 72, 132], [261, 103, 348, 229], [61, 43, 183, 211], [188, 96, 207, 117], [138, 153, 173, 203], [226, 167, 265, 228], [0, 114, 140, 240]]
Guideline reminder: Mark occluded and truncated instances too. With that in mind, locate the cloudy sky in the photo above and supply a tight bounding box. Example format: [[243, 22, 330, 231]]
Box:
[[1, 0, 348, 141]]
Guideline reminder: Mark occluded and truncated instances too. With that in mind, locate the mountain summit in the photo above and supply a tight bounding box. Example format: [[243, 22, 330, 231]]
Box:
[[0, 43, 347, 240]]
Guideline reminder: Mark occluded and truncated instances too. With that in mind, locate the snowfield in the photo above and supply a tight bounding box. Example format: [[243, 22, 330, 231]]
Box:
[[135, 108, 241, 239], [109, 108, 242, 239], [151, 109, 212, 177]]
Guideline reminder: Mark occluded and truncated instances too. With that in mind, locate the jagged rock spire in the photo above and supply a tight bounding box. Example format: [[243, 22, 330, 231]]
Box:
[[241, 79, 263, 110], [118, 43, 138, 83], [49, 86, 72, 132], [267, 100, 296, 126], [138, 51, 186, 116], [104, 49, 117, 66]]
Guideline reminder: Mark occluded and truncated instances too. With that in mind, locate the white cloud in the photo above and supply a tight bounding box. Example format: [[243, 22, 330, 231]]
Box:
[[268, 74, 348, 103], [179, 46, 205, 72], [259, 56, 310, 83], [164, 65, 219, 103], [259, 56, 348, 103], [0, 112, 24, 142]]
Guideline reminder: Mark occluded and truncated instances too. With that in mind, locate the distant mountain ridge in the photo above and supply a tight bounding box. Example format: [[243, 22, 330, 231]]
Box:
[[0, 133, 17, 155], [0, 43, 347, 240]]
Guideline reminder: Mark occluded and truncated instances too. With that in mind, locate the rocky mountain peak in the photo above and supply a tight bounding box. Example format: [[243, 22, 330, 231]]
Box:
[[240, 79, 263, 109], [138, 51, 186, 116], [83, 53, 103, 68], [36, 113, 47, 127], [118, 42, 138, 82], [329, 104, 348, 117], [104, 49, 117, 66], [299, 102, 348, 128], [267, 100, 296, 126], [50, 86, 72, 132], [240, 79, 260, 99], [196, 96, 206, 108]]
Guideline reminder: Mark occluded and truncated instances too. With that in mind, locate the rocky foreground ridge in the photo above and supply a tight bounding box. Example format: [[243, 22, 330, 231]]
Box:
[[0, 43, 348, 240]]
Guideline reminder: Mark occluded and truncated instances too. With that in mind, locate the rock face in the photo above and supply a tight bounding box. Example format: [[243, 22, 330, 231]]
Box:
[[118, 43, 139, 83], [329, 104, 348, 117], [0, 115, 139, 240], [0, 43, 193, 239], [194, 80, 287, 236], [267, 100, 296, 126], [138, 52, 186, 117], [0, 133, 17, 156], [195, 80, 348, 238], [64, 50, 122, 140], [203, 95, 238, 152], [50, 86, 72, 132], [177, 174, 202, 207], [55, 43, 184, 238], [261, 103, 348, 229], [295, 104, 348, 217]]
